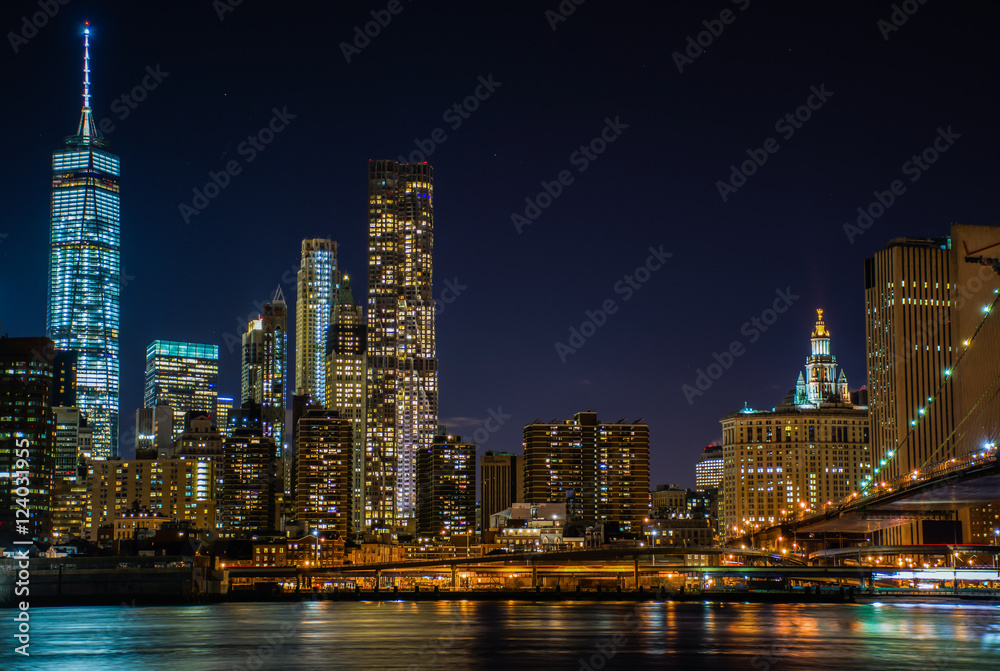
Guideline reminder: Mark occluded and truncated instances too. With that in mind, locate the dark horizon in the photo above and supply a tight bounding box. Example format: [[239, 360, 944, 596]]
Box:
[[2, 0, 998, 489]]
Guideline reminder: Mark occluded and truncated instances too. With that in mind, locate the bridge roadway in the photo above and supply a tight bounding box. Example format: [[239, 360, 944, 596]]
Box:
[[226, 544, 1000, 583], [227, 546, 785, 581], [755, 447, 1000, 534]]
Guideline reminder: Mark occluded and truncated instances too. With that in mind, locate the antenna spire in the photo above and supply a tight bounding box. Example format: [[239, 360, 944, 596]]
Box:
[[74, 22, 99, 140], [83, 22, 91, 109]]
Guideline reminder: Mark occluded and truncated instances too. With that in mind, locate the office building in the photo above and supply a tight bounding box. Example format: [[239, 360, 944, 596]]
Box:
[[865, 224, 1000, 543], [695, 444, 723, 490], [720, 310, 871, 536], [294, 408, 354, 539], [481, 451, 523, 529], [45, 26, 121, 459], [135, 405, 174, 456], [416, 432, 476, 536], [53, 406, 93, 479], [523, 412, 650, 532], [0, 337, 58, 541], [143, 340, 219, 439], [52, 350, 77, 407], [295, 238, 339, 405], [241, 287, 288, 493], [325, 276, 366, 532], [366, 160, 438, 530], [216, 396, 234, 437]]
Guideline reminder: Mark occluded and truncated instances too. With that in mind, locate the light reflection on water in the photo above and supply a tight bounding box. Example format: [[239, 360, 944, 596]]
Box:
[[14, 600, 999, 671]]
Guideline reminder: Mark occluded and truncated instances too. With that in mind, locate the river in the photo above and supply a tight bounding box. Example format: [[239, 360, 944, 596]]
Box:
[[11, 600, 999, 670]]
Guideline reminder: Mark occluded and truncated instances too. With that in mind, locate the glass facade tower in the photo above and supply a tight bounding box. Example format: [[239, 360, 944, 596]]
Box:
[[143, 340, 219, 439], [46, 25, 120, 459], [295, 238, 339, 405]]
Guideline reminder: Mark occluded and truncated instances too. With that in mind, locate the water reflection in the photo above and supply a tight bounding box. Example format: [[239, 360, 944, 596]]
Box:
[[17, 601, 999, 671]]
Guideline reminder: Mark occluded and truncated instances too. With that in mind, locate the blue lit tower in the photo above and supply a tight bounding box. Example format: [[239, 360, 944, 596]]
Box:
[[46, 24, 121, 459]]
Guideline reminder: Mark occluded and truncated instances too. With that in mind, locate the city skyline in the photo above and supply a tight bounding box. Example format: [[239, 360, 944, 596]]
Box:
[[2, 3, 999, 491], [1, 5, 999, 668]]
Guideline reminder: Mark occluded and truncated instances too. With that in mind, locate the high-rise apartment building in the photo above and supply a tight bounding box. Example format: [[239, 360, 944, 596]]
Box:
[[295, 408, 354, 539], [295, 239, 339, 405], [86, 457, 217, 540], [865, 224, 1000, 543], [46, 26, 120, 459], [325, 276, 366, 533], [481, 451, 523, 529], [720, 310, 871, 536], [695, 445, 723, 491], [523, 412, 650, 532], [0, 337, 58, 540], [416, 433, 476, 536], [241, 287, 288, 491], [143, 340, 219, 439], [221, 428, 281, 538], [366, 160, 438, 530]]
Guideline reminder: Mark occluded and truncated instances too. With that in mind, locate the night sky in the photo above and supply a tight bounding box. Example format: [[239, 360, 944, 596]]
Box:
[[2, 1, 997, 488]]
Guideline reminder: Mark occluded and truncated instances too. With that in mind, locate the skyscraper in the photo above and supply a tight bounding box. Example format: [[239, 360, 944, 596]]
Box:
[[866, 238, 957, 485], [720, 310, 870, 536], [481, 451, 523, 528], [0, 337, 58, 541], [221, 428, 281, 539], [523, 412, 650, 532], [241, 288, 288, 479], [295, 408, 354, 539], [416, 432, 476, 536], [143, 340, 219, 439], [366, 160, 438, 531], [325, 276, 367, 532], [46, 25, 120, 459], [216, 396, 234, 437], [295, 238, 339, 405], [135, 406, 173, 456], [864, 225, 1000, 543], [53, 406, 93, 479]]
